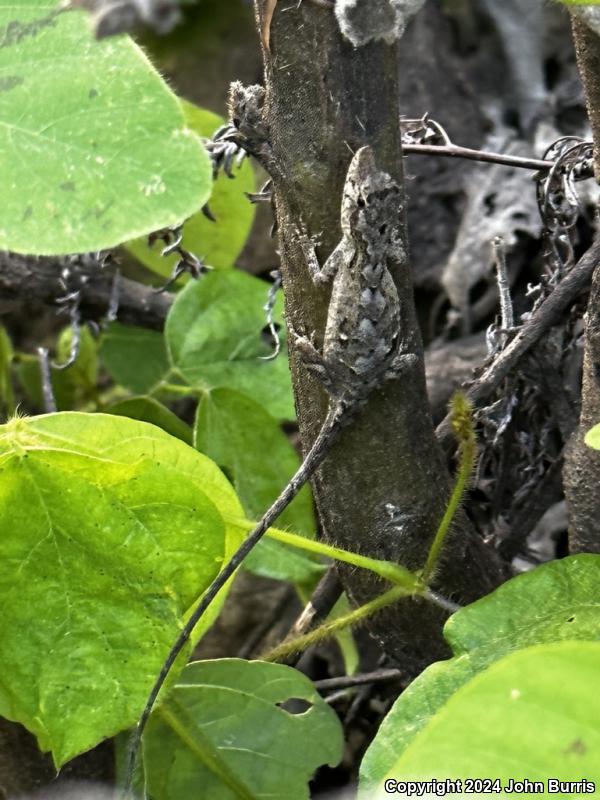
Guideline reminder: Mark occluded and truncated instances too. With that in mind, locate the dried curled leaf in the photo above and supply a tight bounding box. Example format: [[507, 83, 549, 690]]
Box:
[[442, 131, 541, 324]]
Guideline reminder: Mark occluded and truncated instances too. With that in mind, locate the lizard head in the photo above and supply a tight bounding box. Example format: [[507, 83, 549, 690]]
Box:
[[341, 146, 403, 239]]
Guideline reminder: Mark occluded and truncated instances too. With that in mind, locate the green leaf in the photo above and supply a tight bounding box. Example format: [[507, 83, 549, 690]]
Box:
[[329, 593, 360, 677], [0, 412, 244, 766], [56, 325, 98, 392], [16, 326, 99, 411], [101, 323, 170, 394], [585, 423, 600, 450], [244, 537, 326, 586], [195, 388, 320, 585], [16, 353, 70, 412], [166, 271, 295, 420], [143, 659, 344, 800], [0, 0, 211, 255], [0, 325, 15, 418], [443, 555, 600, 656], [360, 554, 600, 792], [128, 104, 256, 276], [382, 642, 600, 789], [106, 396, 193, 445], [195, 388, 310, 529]]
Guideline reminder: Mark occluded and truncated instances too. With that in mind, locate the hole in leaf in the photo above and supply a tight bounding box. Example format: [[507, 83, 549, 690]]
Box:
[[277, 698, 313, 715]]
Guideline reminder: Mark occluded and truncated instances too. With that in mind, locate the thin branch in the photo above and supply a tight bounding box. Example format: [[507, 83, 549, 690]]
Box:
[[124, 408, 347, 792], [36, 347, 57, 413], [424, 589, 461, 614], [403, 142, 553, 172], [314, 668, 404, 691], [288, 565, 343, 639], [436, 237, 600, 451], [0, 253, 172, 331], [400, 116, 593, 178], [493, 236, 514, 333]]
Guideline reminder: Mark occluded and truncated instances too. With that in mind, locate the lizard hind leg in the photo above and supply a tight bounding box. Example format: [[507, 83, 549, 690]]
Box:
[[384, 351, 418, 382], [290, 328, 337, 394]]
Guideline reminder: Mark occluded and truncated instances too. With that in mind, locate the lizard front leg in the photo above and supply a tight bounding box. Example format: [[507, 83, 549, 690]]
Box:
[[296, 226, 354, 286]]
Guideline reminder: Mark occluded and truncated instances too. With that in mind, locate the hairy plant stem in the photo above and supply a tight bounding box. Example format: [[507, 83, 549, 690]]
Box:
[[262, 587, 410, 663], [231, 517, 418, 589], [263, 584, 461, 663], [423, 393, 476, 582]]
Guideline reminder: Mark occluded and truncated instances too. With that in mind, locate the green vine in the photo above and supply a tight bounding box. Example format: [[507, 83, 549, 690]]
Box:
[[231, 392, 477, 659], [422, 391, 476, 583]]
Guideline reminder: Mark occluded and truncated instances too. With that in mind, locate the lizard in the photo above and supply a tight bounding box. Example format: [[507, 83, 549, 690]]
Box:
[[123, 144, 417, 793], [293, 145, 416, 416]]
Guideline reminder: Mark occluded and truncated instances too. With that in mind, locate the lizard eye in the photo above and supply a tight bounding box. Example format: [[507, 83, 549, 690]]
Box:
[[357, 196, 366, 208]]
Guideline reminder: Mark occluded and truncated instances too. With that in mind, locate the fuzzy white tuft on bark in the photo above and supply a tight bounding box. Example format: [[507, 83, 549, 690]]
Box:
[[573, 6, 600, 38], [334, 0, 426, 47]]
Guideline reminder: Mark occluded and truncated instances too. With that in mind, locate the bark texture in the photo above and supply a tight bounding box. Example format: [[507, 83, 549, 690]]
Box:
[[563, 260, 600, 553], [255, 0, 507, 673], [564, 263, 600, 553], [572, 15, 600, 178], [564, 16, 600, 553], [0, 254, 172, 331]]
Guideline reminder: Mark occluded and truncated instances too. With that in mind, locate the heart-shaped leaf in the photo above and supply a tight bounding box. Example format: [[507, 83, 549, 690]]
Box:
[[0, 412, 243, 766], [0, 0, 210, 255], [101, 324, 170, 395], [195, 388, 320, 585], [360, 554, 600, 792], [106, 396, 193, 445], [128, 104, 256, 276], [381, 642, 600, 790], [166, 271, 295, 420], [143, 659, 344, 799]]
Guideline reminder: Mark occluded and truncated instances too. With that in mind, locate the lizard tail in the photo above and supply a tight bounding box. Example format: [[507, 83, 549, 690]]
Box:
[[124, 403, 345, 796]]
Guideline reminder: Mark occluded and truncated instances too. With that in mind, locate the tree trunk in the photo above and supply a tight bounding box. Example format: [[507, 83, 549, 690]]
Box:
[[564, 15, 600, 554], [254, 0, 507, 674]]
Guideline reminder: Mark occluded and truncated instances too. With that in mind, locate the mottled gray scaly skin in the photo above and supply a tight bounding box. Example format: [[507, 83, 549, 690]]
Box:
[[296, 146, 414, 413]]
